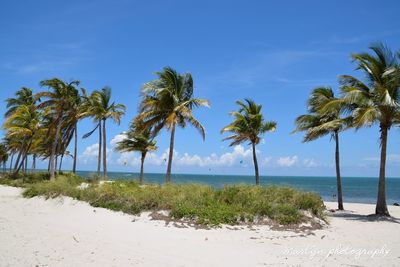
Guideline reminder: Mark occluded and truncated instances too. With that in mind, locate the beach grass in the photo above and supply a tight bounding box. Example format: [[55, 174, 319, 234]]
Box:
[[1, 173, 325, 226]]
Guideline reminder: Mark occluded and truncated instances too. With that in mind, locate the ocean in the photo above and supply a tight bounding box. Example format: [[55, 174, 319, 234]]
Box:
[[75, 171, 400, 205]]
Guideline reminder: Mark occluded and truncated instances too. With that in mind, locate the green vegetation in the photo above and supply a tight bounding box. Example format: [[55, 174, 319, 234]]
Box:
[[1, 173, 324, 226]]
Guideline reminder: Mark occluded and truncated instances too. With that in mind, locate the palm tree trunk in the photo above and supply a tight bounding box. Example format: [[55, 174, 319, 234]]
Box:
[[13, 150, 22, 172], [50, 116, 63, 180], [252, 142, 260, 185], [97, 121, 102, 177], [15, 142, 32, 175], [21, 157, 25, 173], [9, 153, 14, 174], [166, 124, 176, 183], [334, 131, 344, 210], [102, 119, 107, 180], [376, 125, 389, 216], [54, 155, 58, 175], [32, 154, 36, 173], [24, 155, 28, 173], [73, 123, 78, 174], [140, 152, 146, 184], [59, 154, 64, 173]]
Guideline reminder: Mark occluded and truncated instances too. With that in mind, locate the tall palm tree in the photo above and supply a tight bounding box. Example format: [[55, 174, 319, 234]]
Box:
[[340, 43, 400, 216], [82, 87, 126, 179], [37, 78, 80, 180], [115, 123, 157, 183], [293, 87, 350, 210], [136, 67, 209, 183], [221, 99, 276, 185], [60, 90, 82, 174]]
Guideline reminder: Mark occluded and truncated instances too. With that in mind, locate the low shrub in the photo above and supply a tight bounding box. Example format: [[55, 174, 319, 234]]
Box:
[[10, 174, 325, 226]]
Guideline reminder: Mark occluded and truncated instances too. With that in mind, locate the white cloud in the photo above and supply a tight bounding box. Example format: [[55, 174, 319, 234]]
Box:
[[262, 157, 272, 166], [110, 133, 127, 146], [363, 154, 400, 165], [79, 143, 112, 164], [276, 156, 298, 167], [303, 158, 317, 168], [115, 145, 254, 168], [80, 134, 321, 171]]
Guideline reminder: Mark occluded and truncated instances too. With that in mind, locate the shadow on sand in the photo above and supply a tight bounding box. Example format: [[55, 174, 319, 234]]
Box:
[[328, 210, 400, 224]]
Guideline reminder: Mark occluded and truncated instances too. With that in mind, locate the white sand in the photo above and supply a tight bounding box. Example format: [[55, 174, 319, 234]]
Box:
[[0, 185, 399, 267]]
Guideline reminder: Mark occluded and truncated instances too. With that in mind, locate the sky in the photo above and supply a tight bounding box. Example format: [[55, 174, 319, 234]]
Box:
[[1, 0, 400, 177]]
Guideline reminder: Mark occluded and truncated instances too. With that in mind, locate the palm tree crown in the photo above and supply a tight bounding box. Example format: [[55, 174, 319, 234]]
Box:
[[5, 87, 35, 118], [222, 99, 276, 145]]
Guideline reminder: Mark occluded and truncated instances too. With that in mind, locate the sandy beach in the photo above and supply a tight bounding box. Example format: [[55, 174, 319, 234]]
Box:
[[0, 185, 399, 267]]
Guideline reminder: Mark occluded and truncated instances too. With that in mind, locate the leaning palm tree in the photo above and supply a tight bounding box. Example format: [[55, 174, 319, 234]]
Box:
[[293, 87, 350, 210], [136, 66, 209, 183], [37, 78, 80, 180], [221, 99, 276, 185], [340, 43, 400, 216], [115, 123, 157, 183], [3, 104, 44, 175], [82, 87, 126, 179]]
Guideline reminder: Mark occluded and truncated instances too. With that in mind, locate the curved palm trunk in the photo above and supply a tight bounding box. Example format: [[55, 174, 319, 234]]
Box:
[[102, 119, 107, 180], [376, 126, 389, 216], [139, 152, 146, 184], [50, 116, 63, 180], [97, 121, 102, 177], [72, 123, 78, 174], [166, 125, 176, 183], [334, 131, 344, 210], [15, 142, 32, 175], [251, 142, 260, 185]]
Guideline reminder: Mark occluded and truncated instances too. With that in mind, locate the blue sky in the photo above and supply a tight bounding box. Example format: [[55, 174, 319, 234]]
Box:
[[1, 0, 400, 177]]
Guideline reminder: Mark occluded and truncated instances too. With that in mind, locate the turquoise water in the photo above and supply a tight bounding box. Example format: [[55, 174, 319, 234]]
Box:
[[75, 171, 400, 205]]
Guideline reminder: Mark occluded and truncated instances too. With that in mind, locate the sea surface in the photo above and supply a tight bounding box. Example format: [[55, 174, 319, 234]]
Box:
[[75, 171, 400, 205]]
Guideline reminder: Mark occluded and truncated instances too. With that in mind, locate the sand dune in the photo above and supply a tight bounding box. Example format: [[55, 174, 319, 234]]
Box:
[[0, 185, 399, 266]]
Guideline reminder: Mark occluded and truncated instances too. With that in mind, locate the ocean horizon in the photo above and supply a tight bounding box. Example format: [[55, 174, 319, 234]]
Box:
[[72, 170, 400, 205]]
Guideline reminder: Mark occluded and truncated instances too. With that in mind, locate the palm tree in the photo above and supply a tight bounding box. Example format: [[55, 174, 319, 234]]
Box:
[[82, 87, 126, 179], [115, 123, 157, 183], [37, 78, 80, 180], [293, 87, 350, 210], [61, 90, 82, 174], [5, 87, 35, 118], [221, 99, 276, 185], [136, 67, 209, 183], [3, 104, 44, 175], [340, 43, 400, 216]]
